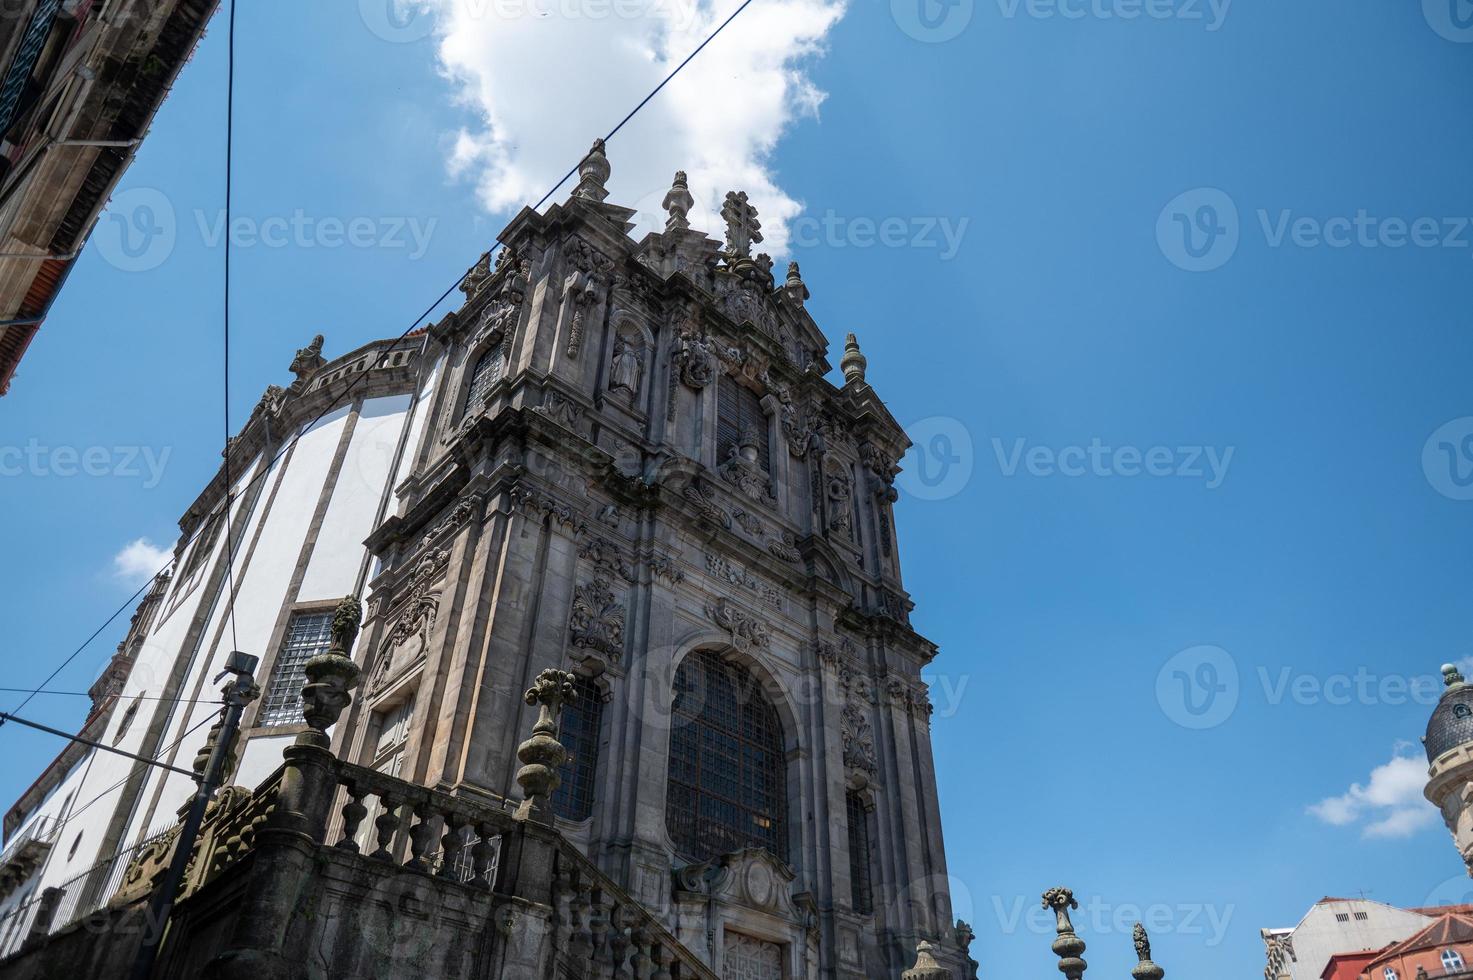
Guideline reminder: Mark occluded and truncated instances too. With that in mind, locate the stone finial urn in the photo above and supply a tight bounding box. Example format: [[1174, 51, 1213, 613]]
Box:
[[299, 595, 362, 746], [1131, 923, 1165, 980], [841, 333, 867, 385], [1043, 887, 1087, 980], [515, 669, 578, 821], [901, 940, 954, 980]]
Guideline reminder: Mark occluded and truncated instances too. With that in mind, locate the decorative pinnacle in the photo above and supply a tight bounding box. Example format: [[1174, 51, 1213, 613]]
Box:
[[574, 138, 611, 203], [298, 596, 363, 745], [784, 261, 810, 306], [1444, 663, 1466, 688], [662, 170, 694, 233], [1131, 923, 1165, 980], [1043, 887, 1087, 980], [900, 940, 954, 980], [841, 333, 868, 385], [515, 669, 579, 822]]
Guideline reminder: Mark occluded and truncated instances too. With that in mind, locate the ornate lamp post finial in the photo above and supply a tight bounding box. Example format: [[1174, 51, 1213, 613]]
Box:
[[515, 669, 578, 822], [1043, 887, 1087, 980], [1444, 663, 1466, 688], [1131, 923, 1165, 980]]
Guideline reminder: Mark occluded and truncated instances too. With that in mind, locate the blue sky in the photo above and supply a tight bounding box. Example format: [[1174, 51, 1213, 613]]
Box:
[[2, 1, 1472, 978]]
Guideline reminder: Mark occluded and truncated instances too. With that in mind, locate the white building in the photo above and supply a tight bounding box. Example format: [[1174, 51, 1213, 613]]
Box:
[[0, 331, 434, 951], [1263, 898, 1445, 980]]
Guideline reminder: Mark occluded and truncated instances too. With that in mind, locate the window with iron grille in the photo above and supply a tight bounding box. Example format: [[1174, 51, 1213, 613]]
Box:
[[552, 675, 604, 822], [461, 346, 503, 421], [666, 650, 787, 863], [717, 374, 770, 470], [847, 791, 874, 913], [258, 612, 335, 728]]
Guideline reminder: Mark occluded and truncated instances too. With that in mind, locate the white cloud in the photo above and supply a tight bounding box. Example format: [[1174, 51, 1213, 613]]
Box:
[[1308, 747, 1438, 840], [420, 0, 845, 256], [112, 538, 172, 585]]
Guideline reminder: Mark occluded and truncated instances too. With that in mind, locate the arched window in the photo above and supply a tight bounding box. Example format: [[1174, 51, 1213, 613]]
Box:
[[1443, 950, 1465, 973], [553, 675, 605, 822], [1387, 969, 1400, 980], [461, 346, 502, 421], [717, 374, 769, 470], [666, 650, 787, 862], [846, 790, 874, 914]]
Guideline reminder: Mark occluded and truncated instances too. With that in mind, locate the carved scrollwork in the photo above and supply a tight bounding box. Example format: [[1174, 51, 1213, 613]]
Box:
[[683, 478, 731, 530], [705, 597, 771, 652], [569, 574, 626, 661]]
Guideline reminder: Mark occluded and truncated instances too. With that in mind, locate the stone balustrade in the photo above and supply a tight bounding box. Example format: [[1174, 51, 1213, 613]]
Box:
[[551, 839, 718, 980], [331, 761, 519, 885]]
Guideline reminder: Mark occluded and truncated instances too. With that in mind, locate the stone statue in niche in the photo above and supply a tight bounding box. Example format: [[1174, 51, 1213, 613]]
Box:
[[610, 336, 643, 395], [827, 462, 854, 534]]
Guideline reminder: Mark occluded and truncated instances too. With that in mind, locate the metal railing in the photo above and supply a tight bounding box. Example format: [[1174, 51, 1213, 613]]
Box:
[[0, 823, 176, 958]]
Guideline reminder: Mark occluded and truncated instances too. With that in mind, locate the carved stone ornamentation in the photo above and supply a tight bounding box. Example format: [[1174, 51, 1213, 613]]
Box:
[[902, 941, 954, 980], [766, 530, 801, 564], [683, 478, 731, 530], [826, 462, 854, 535], [510, 483, 588, 535], [369, 550, 448, 697], [721, 190, 763, 258], [609, 335, 644, 397], [1044, 887, 1087, 980], [289, 334, 326, 382], [532, 390, 584, 431], [705, 597, 771, 652], [842, 699, 878, 775], [720, 424, 775, 503], [419, 493, 484, 552], [569, 573, 626, 661]]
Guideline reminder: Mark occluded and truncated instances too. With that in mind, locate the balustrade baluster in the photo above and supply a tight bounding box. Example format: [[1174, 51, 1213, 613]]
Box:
[[629, 925, 653, 980], [438, 812, 469, 880], [590, 887, 612, 971], [370, 794, 402, 862], [569, 876, 594, 959], [336, 781, 369, 851], [609, 902, 632, 979], [405, 802, 436, 872], [650, 943, 673, 980], [470, 822, 498, 889]]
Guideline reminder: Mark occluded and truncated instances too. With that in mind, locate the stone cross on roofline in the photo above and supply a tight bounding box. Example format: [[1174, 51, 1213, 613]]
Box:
[[721, 189, 763, 257]]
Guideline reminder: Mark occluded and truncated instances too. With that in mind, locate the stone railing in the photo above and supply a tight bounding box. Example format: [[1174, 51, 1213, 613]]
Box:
[[551, 838, 719, 980], [330, 761, 519, 883]]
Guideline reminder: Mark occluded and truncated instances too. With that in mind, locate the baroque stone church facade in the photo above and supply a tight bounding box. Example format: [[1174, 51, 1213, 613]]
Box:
[[339, 142, 963, 977], [0, 142, 970, 980]]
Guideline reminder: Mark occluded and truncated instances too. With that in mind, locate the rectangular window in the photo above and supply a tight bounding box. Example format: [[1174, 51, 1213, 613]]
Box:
[[258, 611, 335, 728], [847, 791, 874, 914], [717, 374, 770, 471]]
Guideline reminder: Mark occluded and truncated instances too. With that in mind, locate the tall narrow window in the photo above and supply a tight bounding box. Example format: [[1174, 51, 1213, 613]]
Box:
[[846, 791, 874, 914], [176, 506, 225, 591], [461, 347, 502, 421], [666, 650, 788, 862], [552, 675, 604, 822], [258, 611, 335, 728], [355, 696, 417, 852], [717, 374, 770, 470]]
